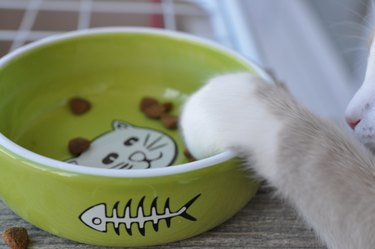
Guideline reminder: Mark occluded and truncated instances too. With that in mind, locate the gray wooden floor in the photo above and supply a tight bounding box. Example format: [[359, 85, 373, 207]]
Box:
[[0, 186, 325, 249]]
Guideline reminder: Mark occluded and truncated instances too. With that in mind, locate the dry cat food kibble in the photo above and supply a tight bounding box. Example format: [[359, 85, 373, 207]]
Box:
[[2, 227, 29, 249], [69, 97, 91, 115], [68, 137, 91, 156], [140, 97, 159, 112], [162, 102, 173, 112], [161, 114, 178, 129], [143, 104, 166, 119], [140, 97, 165, 119], [140, 97, 178, 129], [184, 148, 196, 162]]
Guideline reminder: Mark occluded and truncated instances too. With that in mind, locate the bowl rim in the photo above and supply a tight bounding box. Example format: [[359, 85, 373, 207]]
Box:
[[0, 27, 272, 178]]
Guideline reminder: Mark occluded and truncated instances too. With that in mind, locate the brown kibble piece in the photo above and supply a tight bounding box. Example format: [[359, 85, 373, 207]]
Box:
[[68, 137, 90, 156], [162, 102, 173, 113], [184, 148, 196, 162], [140, 97, 179, 128], [161, 114, 178, 129], [2, 227, 29, 249], [140, 97, 159, 112], [143, 105, 166, 119], [69, 97, 91, 115]]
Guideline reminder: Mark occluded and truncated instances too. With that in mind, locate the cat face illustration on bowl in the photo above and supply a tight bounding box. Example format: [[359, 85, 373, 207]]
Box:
[[66, 120, 178, 169]]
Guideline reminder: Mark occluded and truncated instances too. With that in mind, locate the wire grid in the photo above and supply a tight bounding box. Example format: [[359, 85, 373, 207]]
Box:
[[0, 0, 225, 57]]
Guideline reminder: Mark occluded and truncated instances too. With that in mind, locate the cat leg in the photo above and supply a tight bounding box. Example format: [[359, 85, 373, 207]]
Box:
[[180, 72, 375, 249], [180, 73, 284, 181]]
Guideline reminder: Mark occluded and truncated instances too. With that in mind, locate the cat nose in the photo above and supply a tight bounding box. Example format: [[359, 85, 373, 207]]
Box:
[[345, 116, 360, 130], [345, 98, 363, 130]]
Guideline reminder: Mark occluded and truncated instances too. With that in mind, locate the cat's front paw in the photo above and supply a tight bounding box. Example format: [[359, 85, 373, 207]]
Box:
[[180, 72, 284, 162]]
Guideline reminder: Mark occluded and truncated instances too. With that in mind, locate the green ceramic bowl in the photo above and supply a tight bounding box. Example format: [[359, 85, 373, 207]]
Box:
[[0, 28, 270, 247]]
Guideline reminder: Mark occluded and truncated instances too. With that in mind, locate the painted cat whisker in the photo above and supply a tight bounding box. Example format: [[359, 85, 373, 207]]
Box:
[[118, 163, 131, 169], [146, 135, 163, 150], [148, 143, 168, 151], [110, 162, 134, 170], [110, 162, 128, 169], [143, 133, 151, 147]]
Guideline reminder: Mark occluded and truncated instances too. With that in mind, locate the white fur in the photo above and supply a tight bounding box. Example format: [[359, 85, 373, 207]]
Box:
[[346, 39, 375, 150], [181, 72, 375, 249], [180, 73, 283, 181]]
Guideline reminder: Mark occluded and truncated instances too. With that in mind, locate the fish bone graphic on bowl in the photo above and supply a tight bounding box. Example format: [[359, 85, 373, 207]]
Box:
[[79, 194, 201, 236]]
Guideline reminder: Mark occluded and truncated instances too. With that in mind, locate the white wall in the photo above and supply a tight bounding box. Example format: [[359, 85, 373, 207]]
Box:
[[236, 0, 371, 124]]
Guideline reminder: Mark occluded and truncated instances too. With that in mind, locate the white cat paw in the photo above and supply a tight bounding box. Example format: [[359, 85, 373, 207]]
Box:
[[180, 72, 283, 164]]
